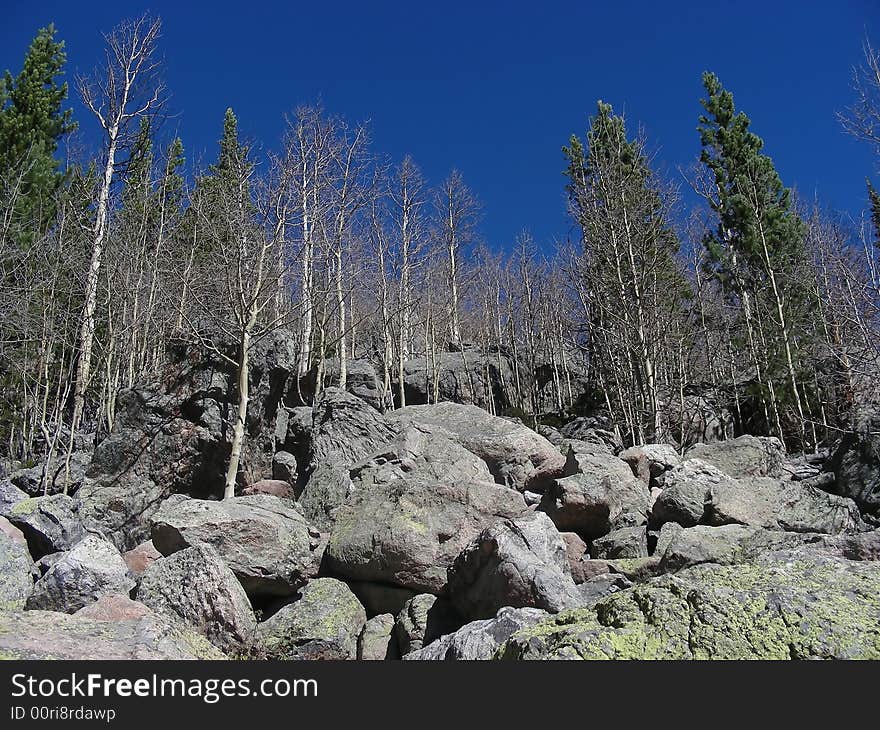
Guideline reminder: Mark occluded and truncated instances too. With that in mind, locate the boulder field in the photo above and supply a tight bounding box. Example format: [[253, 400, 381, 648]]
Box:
[[2, 372, 879, 660]]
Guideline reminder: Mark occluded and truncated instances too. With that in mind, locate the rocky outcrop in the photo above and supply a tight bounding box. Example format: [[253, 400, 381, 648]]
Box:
[[76, 386, 228, 552], [256, 578, 366, 660], [0, 609, 225, 659], [387, 402, 565, 492], [447, 511, 583, 621], [499, 551, 880, 659], [150, 495, 322, 599], [26, 535, 135, 613], [393, 347, 517, 411]]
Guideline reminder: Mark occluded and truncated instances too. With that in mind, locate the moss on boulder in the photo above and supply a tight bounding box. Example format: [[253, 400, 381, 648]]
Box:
[[498, 551, 880, 659]]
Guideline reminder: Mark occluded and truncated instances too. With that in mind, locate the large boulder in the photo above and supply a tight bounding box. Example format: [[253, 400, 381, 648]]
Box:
[[619, 444, 680, 486], [0, 609, 225, 659], [447, 511, 583, 621], [0, 479, 29, 515], [256, 578, 366, 660], [559, 418, 623, 454], [324, 428, 527, 594], [122, 540, 162, 579], [405, 607, 549, 661], [499, 552, 880, 659], [320, 358, 390, 411], [652, 458, 863, 535], [706, 476, 863, 534], [74, 594, 153, 621], [298, 388, 397, 529], [137, 545, 256, 654], [4, 493, 82, 559], [686, 435, 785, 479], [592, 526, 649, 559], [394, 593, 459, 655], [825, 414, 880, 515], [651, 458, 725, 527], [0, 529, 33, 609], [539, 442, 647, 539], [387, 402, 565, 492], [150, 495, 321, 599], [657, 524, 825, 572], [358, 613, 398, 660], [26, 535, 135, 613]]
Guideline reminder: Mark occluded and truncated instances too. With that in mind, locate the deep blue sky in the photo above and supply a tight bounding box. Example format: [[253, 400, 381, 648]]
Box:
[[3, 0, 879, 249]]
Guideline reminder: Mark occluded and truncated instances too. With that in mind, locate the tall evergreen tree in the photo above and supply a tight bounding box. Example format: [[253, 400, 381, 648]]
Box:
[[563, 101, 686, 444], [0, 25, 76, 241], [698, 71, 810, 444]]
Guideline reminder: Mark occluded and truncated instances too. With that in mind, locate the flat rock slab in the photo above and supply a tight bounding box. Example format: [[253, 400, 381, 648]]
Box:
[[0, 609, 226, 659]]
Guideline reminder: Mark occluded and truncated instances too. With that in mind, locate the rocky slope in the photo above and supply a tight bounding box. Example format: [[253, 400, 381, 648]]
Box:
[[1, 342, 879, 660]]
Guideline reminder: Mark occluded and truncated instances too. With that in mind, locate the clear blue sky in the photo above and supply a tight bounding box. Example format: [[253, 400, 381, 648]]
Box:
[[3, 0, 879, 250]]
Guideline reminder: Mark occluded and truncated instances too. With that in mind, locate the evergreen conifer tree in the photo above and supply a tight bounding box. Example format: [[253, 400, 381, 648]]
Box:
[[0, 25, 76, 241]]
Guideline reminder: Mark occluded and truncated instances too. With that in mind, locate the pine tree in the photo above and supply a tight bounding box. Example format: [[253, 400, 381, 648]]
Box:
[[563, 101, 685, 444], [194, 108, 252, 247], [698, 71, 810, 445], [0, 24, 76, 241]]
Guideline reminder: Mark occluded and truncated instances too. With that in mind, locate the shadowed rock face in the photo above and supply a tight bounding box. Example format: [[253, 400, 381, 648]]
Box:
[[498, 551, 880, 660], [298, 388, 397, 530], [4, 493, 83, 559], [825, 412, 880, 515]]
